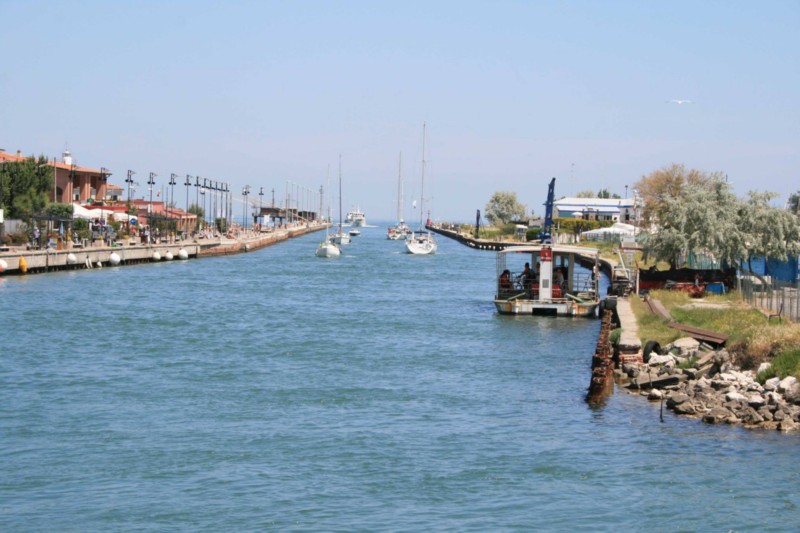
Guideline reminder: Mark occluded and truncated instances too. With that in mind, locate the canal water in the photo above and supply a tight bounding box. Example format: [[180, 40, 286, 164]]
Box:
[[2, 226, 798, 531]]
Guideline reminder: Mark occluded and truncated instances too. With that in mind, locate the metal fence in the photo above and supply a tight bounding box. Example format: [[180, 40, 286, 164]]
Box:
[[739, 274, 800, 322]]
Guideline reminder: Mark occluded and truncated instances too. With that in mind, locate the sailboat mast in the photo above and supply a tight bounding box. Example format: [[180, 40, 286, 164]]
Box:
[[338, 154, 343, 233], [397, 152, 403, 223], [420, 122, 426, 229]]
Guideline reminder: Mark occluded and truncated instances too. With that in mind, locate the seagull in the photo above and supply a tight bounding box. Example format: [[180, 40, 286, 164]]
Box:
[[667, 99, 693, 104]]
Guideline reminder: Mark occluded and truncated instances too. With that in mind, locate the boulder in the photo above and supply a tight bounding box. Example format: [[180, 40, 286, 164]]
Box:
[[667, 393, 690, 407], [757, 362, 772, 375], [778, 377, 800, 404], [747, 394, 767, 408], [764, 377, 781, 391], [725, 391, 749, 403], [673, 401, 697, 415], [648, 354, 675, 366], [648, 389, 663, 401], [779, 417, 798, 433], [703, 407, 735, 424], [694, 351, 716, 369], [672, 337, 701, 354]]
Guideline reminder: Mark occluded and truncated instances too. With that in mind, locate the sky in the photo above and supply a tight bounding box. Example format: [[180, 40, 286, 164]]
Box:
[[1, 0, 798, 223]]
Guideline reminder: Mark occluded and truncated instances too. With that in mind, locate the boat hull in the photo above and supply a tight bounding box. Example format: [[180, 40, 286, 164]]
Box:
[[494, 298, 599, 317], [316, 243, 341, 258], [405, 237, 437, 255]]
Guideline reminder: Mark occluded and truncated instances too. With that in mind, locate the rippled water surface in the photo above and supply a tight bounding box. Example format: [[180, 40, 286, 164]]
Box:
[[2, 226, 799, 531]]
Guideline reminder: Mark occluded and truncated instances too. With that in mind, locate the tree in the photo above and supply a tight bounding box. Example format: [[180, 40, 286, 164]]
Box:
[[0, 156, 53, 218], [740, 191, 800, 265], [787, 191, 800, 214], [575, 190, 595, 198], [635, 163, 714, 230], [484, 191, 526, 226], [641, 176, 743, 268]]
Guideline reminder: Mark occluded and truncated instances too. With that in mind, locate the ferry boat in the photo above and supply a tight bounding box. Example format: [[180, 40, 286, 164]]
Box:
[[495, 243, 600, 317], [346, 208, 366, 228]]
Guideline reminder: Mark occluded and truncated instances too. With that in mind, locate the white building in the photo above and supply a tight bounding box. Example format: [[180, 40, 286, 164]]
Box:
[[553, 197, 638, 223]]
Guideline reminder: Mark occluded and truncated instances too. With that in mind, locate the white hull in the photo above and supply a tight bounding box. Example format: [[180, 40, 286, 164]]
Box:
[[332, 233, 351, 245], [405, 233, 437, 255], [349, 228, 361, 236], [315, 242, 341, 258], [351, 217, 365, 228]]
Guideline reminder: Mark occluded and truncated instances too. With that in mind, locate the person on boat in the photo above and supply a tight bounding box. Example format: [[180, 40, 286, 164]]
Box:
[[499, 269, 512, 289], [554, 267, 565, 288], [520, 263, 532, 287]]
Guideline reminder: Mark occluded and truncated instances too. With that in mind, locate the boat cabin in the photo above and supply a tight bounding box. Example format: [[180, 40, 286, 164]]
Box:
[[495, 244, 600, 317]]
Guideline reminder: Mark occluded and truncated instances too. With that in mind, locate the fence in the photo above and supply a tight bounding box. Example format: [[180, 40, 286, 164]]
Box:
[[739, 274, 799, 322]]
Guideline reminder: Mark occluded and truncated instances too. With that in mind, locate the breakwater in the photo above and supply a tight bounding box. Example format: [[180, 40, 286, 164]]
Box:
[[0, 223, 326, 275]]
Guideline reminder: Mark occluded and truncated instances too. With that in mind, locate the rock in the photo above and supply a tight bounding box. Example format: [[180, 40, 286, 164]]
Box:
[[778, 376, 798, 392], [648, 389, 663, 401], [773, 409, 786, 422], [673, 401, 697, 415], [758, 406, 774, 421], [672, 337, 701, 354], [779, 417, 798, 432], [747, 394, 766, 408], [765, 377, 781, 391], [726, 391, 748, 403], [694, 351, 716, 369], [757, 362, 772, 375], [778, 377, 800, 403], [648, 354, 675, 366], [630, 373, 687, 390], [740, 407, 764, 425], [667, 393, 690, 407], [703, 407, 734, 424]]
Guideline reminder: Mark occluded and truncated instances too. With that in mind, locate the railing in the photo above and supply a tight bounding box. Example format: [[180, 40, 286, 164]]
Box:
[[739, 274, 799, 322]]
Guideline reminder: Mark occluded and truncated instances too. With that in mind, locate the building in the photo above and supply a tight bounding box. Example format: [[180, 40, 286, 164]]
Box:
[[553, 197, 639, 223], [0, 148, 111, 204]]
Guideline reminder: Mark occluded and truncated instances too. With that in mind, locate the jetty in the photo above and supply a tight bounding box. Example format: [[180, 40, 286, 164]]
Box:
[[0, 223, 326, 275]]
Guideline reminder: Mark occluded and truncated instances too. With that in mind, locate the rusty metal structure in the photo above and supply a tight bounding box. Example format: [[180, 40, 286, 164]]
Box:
[[587, 308, 615, 403]]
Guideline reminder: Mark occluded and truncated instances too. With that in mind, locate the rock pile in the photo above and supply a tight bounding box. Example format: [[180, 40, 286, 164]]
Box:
[[622, 337, 800, 432]]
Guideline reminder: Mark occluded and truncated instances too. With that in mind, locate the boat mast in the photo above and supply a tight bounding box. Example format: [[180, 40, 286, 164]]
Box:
[[397, 152, 403, 224], [338, 154, 343, 235], [420, 122, 426, 230]]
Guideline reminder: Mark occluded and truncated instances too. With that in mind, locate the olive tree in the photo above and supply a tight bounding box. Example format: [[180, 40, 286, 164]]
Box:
[[484, 191, 526, 226]]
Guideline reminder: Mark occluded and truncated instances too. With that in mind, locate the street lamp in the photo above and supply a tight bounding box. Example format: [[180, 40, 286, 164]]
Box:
[[242, 185, 251, 230], [99, 167, 109, 201], [259, 186, 264, 228], [199, 183, 206, 230], [126, 170, 136, 206], [169, 173, 177, 237], [147, 172, 157, 243], [184, 174, 192, 234]]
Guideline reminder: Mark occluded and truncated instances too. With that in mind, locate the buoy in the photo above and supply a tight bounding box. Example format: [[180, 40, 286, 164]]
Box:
[[109, 252, 121, 265], [85, 256, 92, 269], [18, 256, 28, 274], [0, 259, 7, 273], [178, 248, 188, 260], [152, 251, 161, 261], [165, 251, 173, 261], [67, 253, 78, 265], [96, 261, 103, 268]]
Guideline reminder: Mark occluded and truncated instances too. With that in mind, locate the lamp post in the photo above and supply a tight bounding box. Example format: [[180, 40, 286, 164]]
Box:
[[259, 186, 264, 229], [99, 167, 109, 201], [242, 185, 250, 231], [169, 173, 177, 237], [200, 182, 206, 231], [184, 174, 192, 234], [126, 170, 136, 207], [147, 172, 157, 243]]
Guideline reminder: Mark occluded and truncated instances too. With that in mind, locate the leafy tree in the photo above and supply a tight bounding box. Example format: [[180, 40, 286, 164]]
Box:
[[575, 190, 595, 198], [187, 203, 205, 230], [0, 156, 53, 218], [740, 191, 800, 265], [641, 176, 742, 268], [635, 163, 713, 230], [484, 191, 526, 226], [787, 191, 800, 214]]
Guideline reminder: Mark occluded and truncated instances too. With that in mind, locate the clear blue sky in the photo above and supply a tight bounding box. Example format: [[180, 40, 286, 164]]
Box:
[[1, 0, 798, 222]]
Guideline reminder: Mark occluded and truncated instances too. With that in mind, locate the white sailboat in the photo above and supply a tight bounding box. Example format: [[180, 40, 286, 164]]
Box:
[[331, 155, 351, 245], [315, 167, 341, 258], [405, 123, 437, 255], [387, 152, 412, 240]]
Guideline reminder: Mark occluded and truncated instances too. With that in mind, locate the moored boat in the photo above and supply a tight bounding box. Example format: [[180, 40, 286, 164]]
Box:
[[494, 243, 600, 316]]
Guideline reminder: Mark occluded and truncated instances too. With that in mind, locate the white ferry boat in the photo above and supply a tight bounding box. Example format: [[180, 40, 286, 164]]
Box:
[[495, 243, 600, 317], [346, 208, 366, 228]]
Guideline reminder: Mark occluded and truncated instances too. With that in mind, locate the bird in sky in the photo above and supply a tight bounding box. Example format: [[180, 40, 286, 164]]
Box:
[[666, 99, 693, 104]]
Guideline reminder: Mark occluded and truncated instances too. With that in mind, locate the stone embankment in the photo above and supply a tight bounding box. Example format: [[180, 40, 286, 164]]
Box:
[[620, 338, 800, 432], [0, 223, 326, 275]]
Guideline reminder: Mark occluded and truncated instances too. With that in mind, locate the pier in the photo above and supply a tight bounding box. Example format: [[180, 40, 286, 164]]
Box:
[[0, 223, 327, 275]]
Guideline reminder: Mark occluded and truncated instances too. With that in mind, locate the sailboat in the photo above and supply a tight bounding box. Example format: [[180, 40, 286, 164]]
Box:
[[315, 167, 341, 258], [331, 155, 351, 245], [387, 152, 412, 240], [405, 123, 437, 255]]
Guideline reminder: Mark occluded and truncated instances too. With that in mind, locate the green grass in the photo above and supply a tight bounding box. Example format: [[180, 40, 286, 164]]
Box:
[[757, 349, 800, 382], [631, 289, 800, 377]]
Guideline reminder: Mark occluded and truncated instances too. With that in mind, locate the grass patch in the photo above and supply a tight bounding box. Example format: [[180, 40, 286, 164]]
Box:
[[631, 289, 800, 376], [757, 349, 800, 383]]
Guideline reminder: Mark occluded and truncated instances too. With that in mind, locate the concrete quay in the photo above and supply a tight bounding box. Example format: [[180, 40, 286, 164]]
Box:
[[0, 223, 327, 275]]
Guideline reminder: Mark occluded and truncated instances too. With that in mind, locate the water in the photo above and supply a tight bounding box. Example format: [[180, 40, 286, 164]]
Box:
[[2, 226, 799, 531]]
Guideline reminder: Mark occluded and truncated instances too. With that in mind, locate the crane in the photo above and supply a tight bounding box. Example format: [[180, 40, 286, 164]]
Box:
[[539, 177, 556, 243]]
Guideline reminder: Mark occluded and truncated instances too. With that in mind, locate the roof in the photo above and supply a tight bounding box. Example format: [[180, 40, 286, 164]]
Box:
[[555, 197, 635, 210], [499, 244, 599, 256], [0, 150, 106, 175]]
